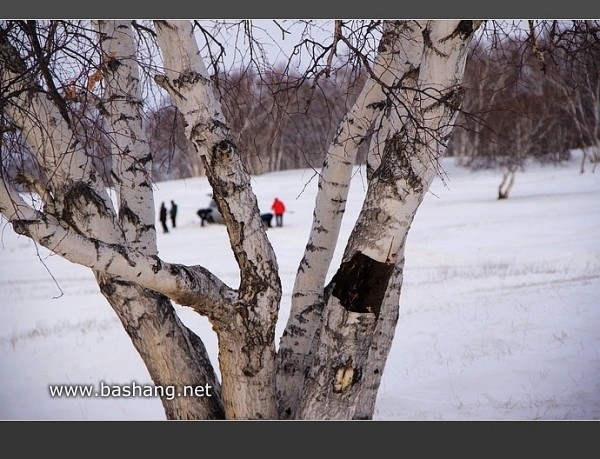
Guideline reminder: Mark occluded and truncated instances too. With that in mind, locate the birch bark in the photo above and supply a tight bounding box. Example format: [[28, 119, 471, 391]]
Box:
[[295, 20, 480, 419], [0, 22, 225, 419], [153, 20, 281, 419], [94, 20, 224, 419], [276, 20, 427, 418]]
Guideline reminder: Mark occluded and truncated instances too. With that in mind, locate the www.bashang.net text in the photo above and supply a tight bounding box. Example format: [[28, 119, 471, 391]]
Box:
[[48, 381, 213, 401]]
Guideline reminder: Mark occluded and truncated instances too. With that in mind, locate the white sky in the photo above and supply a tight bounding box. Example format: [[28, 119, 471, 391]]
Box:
[[195, 20, 356, 73]]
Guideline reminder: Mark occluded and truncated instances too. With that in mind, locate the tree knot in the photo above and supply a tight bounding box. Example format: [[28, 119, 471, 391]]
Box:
[[332, 357, 361, 393]]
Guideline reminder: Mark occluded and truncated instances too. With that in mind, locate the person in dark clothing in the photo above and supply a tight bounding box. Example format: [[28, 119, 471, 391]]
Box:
[[159, 202, 169, 234], [271, 198, 286, 227], [196, 197, 221, 227], [197, 208, 213, 227], [170, 200, 178, 228], [261, 212, 273, 228]]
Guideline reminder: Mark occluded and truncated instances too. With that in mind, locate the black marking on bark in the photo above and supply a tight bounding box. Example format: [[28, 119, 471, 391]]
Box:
[[421, 25, 450, 58], [189, 119, 230, 143], [378, 132, 424, 194], [93, 239, 136, 268], [296, 301, 324, 324], [116, 113, 136, 122], [213, 140, 234, 157], [288, 324, 306, 337], [104, 55, 121, 73], [422, 27, 432, 50], [110, 170, 123, 184], [166, 263, 195, 287], [210, 119, 229, 133], [62, 181, 111, 232], [95, 100, 110, 117], [279, 346, 293, 358], [11, 219, 35, 237], [377, 20, 403, 54], [98, 278, 117, 296], [367, 100, 387, 111], [306, 242, 327, 253], [329, 252, 394, 318], [172, 70, 211, 89], [454, 20, 476, 39], [402, 66, 420, 83], [154, 20, 172, 29], [430, 87, 465, 113], [119, 245, 136, 267], [119, 204, 140, 226], [39, 232, 55, 247], [138, 153, 153, 166], [150, 255, 162, 273]]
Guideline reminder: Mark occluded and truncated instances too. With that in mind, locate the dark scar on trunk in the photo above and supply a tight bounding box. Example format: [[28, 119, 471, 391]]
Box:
[[329, 251, 394, 318]]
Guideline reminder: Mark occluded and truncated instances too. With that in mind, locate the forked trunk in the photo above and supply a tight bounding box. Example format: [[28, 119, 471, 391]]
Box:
[[294, 20, 480, 419], [154, 20, 280, 419]]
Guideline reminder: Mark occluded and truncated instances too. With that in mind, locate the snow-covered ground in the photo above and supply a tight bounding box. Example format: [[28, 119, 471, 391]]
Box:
[[1, 150, 598, 420]]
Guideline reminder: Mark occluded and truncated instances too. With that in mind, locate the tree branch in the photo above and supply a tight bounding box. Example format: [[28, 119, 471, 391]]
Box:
[[276, 20, 425, 419], [0, 176, 236, 323]]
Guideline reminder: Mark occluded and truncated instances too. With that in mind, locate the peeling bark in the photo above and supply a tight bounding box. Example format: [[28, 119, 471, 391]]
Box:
[[276, 20, 427, 419], [296, 20, 480, 419], [154, 20, 280, 419], [0, 20, 480, 420]]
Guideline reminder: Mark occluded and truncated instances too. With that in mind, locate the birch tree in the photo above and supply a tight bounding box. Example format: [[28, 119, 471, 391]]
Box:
[[543, 20, 600, 174], [0, 19, 480, 419]]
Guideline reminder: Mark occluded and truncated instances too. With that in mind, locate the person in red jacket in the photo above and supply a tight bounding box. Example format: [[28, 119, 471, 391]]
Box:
[[271, 197, 286, 227]]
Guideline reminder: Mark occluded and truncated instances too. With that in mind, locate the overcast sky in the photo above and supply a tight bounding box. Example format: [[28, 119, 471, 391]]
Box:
[[195, 20, 348, 73]]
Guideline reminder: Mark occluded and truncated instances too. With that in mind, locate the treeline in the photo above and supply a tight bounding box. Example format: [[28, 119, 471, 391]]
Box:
[[450, 21, 600, 177], [147, 67, 366, 181], [3, 22, 598, 190], [131, 22, 600, 184]]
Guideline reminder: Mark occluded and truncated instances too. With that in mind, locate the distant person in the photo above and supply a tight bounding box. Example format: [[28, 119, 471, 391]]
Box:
[[197, 208, 213, 227], [170, 200, 178, 228], [271, 197, 286, 227], [196, 196, 221, 227], [261, 212, 273, 228], [159, 202, 169, 234]]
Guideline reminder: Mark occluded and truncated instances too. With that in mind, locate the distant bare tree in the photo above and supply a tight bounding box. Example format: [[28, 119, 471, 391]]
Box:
[[450, 20, 589, 199], [540, 20, 600, 173], [214, 66, 363, 174]]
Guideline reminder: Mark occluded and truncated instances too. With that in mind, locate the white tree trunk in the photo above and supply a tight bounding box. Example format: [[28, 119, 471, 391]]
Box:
[[0, 23, 225, 419], [153, 20, 281, 419], [296, 20, 480, 419], [276, 20, 427, 418], [94, 20, 224, 419], [1, 20, 480, 420], [96, 20, 158, 254]]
